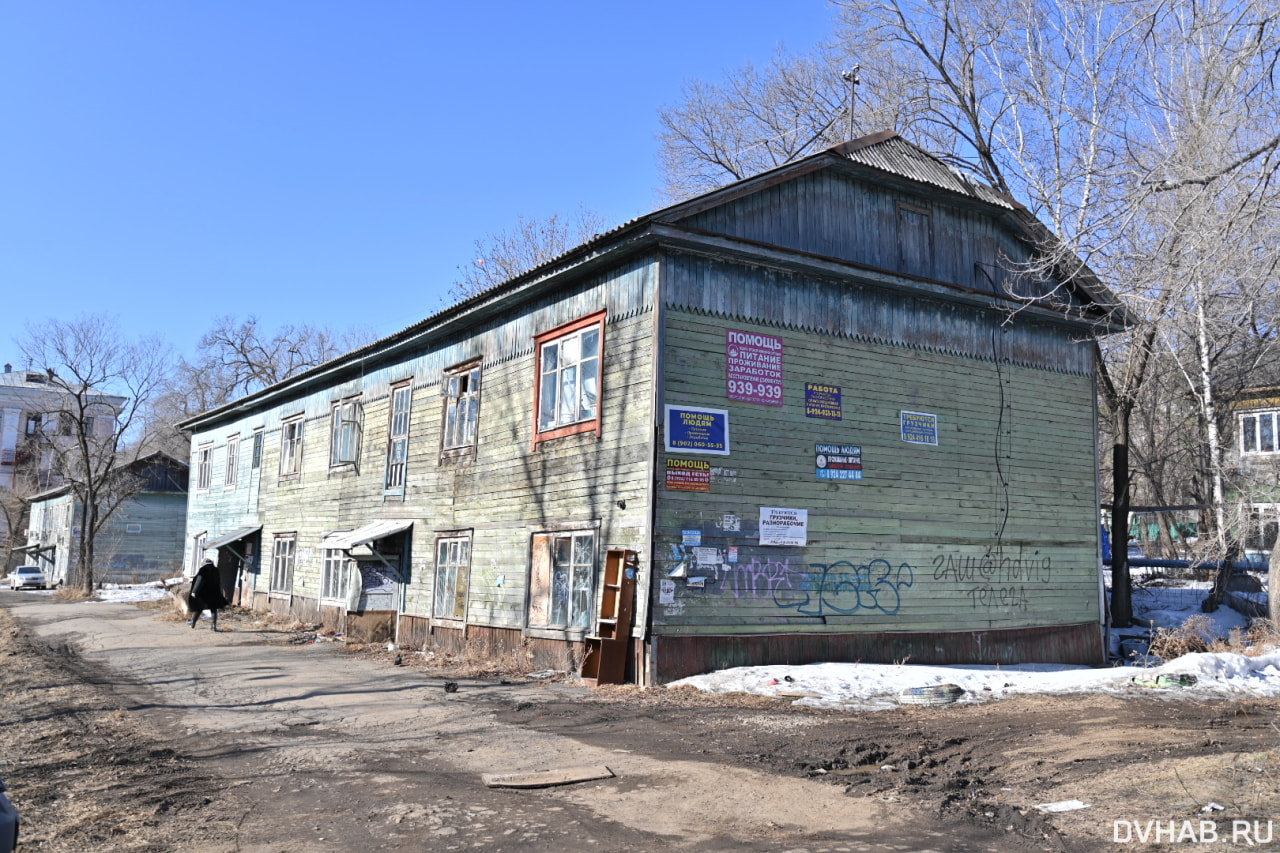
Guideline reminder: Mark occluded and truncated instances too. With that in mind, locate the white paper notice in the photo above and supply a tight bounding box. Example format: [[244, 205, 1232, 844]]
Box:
[[759, 507, 808, 546]]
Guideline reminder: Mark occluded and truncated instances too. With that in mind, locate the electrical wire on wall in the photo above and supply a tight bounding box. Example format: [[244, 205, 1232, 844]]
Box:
[[977, 262, 1014, 551]]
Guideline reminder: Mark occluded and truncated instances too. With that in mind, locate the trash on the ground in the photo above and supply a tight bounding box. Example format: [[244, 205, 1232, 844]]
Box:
[[1131, 673, 1198, 688], [527, 670, 565, 679], [1034, 799, 1091, 813], [1202, 802, 1225, 813], [443, 681, 459, 693], [482, 765, 614, 789], [897, 684, 965, 706]]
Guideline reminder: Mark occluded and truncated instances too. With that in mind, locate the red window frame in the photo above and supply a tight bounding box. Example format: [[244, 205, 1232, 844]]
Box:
[[531, 310, 606, 450]]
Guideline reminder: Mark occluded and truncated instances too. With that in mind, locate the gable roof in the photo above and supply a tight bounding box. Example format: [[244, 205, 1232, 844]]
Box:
[[181, 131, 1129, 431]]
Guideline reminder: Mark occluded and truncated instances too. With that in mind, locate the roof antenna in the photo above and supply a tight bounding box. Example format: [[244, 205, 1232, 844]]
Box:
[[842, 65, 861, 141]]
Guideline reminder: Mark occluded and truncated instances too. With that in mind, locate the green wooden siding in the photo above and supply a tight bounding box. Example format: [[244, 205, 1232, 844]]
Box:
[[185, 259, 658, 637], [654, 307, 1101, 637]]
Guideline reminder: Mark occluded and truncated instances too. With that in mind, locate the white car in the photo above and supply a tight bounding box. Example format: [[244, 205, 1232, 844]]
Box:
[[7, 566, 48, 590]]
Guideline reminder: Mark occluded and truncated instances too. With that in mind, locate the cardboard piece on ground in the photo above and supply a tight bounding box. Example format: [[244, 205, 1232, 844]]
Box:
[[482, 765, 615, 789]]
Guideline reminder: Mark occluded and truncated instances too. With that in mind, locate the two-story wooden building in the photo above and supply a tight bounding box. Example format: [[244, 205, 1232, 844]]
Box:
[[180, 132, 1128, 683]]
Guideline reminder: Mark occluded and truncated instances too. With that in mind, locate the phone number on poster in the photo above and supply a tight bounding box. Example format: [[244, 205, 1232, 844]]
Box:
[[727, 381, 782, 399]]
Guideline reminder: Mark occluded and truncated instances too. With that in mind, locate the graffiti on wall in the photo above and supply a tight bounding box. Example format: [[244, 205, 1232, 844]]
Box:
[[660, 541, 916, 619], [930, 548, 1053, 611], [773, 559, 915, 616]]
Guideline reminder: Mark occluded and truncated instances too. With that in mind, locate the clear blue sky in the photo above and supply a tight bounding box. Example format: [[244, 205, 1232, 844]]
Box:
[[1, 1, 837, 363]]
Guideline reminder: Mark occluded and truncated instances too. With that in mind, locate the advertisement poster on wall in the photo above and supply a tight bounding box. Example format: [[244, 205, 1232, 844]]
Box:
[[804, 383, 842, 419], [901, 411, 939, 445], [665, 458, 712, 491], [664, 405, 730, 455], [759, 507, 808, 546], [815, 443, 862, 480], [726, 329, 784, 405]]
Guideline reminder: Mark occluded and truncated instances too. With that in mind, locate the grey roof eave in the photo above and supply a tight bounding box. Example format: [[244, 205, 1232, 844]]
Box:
[[177, 225, 665, 431]]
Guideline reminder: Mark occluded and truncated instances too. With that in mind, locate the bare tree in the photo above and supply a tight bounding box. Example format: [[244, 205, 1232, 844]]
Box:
[[19, 315, 172, 590], [141, 316, 377, 458], [449, 208, 609, 303], [657, 0, 1280, 627]]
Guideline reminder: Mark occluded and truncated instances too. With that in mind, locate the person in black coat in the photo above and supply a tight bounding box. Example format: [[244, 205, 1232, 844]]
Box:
[[189, 559, 229, 630]]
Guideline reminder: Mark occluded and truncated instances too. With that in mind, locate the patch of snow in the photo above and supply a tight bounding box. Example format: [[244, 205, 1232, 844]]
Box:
[[670, 580, 1278, 709]]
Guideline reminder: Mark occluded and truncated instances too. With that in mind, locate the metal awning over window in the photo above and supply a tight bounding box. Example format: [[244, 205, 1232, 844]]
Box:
[[322, 519, 414, 551], [205, 526, 263, 550]]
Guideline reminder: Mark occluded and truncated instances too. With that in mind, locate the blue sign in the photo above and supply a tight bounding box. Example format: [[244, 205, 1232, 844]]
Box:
[[816, 443, 863, 480], [805, 383, 842, 419], [665, 405, 730, 455], [900, 411, 939, 446]]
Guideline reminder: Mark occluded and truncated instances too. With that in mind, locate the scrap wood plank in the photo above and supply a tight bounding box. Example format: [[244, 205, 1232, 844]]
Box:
[[482, 765, 614, 789]]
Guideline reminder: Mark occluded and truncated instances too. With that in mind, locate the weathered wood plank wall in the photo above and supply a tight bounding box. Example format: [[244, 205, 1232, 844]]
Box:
[[183, 256, 659, 648], [653, 299, 1101, 641]]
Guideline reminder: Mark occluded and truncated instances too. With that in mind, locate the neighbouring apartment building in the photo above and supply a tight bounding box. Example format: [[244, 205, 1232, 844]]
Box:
[[0, 363, 123, 567], [180, 132, 1130, 684], [24, 452, 189, 585], [1231, 370, 1280, 561]]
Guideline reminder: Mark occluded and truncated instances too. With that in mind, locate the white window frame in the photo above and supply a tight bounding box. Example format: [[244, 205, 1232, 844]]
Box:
[[251, 429, 264, 469], [1240, 410, 1279, 455], [433, 533, 472, 621], [442, 363, 481, 453], [528, 529, 596, 631], [270, 534, 296, 595], [280, 416, 304, 478], [321, 548, 351, 603], [385, 382, 413, 492], [330, 398, 363, 468], [196, 444, 213, 491], [190, 532, 207, 573], [225, 435, 240, 489], [533, 312, 604, 449]]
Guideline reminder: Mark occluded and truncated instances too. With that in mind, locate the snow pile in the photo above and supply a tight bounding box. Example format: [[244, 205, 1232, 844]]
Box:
[[670, 650, 1280, 710], [670, 580, 1278, 709]]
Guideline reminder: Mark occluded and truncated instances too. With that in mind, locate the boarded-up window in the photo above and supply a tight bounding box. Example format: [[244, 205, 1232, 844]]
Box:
[[528, 531, 595, 629], [897, 203, 933, 278]]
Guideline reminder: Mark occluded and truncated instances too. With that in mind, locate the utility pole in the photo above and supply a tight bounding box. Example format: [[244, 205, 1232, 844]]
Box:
[[842, 65, 861, 141]]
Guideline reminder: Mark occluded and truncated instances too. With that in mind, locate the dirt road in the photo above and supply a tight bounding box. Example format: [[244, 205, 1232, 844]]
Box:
[[2, 592, 1277, 852]]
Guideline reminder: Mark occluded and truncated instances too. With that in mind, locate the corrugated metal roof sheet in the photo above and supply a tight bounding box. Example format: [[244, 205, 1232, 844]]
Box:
[[831, 132, 1015, 209]]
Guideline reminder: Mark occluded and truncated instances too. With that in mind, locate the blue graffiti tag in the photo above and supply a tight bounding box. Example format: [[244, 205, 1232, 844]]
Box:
[[773, 559, 914, 616]]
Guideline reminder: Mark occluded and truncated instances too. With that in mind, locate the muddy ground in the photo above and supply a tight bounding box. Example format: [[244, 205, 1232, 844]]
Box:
[[1, 593, 1277, 852]]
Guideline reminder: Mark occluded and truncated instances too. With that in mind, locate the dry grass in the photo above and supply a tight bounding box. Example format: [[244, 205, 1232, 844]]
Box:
[[52, 586, 95, 602], [1149, 614, 1280, 660]]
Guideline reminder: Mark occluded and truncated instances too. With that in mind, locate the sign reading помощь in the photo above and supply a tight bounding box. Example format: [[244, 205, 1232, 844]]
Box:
[[664, 405, 730, 455]]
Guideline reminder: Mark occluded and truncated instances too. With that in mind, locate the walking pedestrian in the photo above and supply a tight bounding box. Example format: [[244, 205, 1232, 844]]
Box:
[[188, 559, 228, 631]]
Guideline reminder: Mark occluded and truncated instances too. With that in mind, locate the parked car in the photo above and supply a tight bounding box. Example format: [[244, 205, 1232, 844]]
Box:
[[7, 565, 48, 590], [0, 777, 18, 853]]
